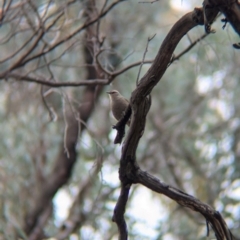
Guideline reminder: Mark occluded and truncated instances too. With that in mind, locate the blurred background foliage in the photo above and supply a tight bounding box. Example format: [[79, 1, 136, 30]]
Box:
[[0, 0, 239, 239]]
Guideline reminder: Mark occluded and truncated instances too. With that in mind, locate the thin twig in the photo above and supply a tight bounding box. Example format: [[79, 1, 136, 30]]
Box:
[[136, 34, 156, 85], [168, 32, 209, 66]]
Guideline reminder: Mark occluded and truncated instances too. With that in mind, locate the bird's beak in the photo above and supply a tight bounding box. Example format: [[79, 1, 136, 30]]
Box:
[[106, 91, 111, 94]]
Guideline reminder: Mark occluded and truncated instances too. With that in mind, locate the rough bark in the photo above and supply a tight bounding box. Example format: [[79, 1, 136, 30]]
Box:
[[113, 3, 237, 239]]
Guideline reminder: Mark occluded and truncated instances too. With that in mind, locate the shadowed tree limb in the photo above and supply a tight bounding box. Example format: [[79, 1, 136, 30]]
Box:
[[202, 0, 240, 48], [113, 3, 237, 239], [112, 183, 131, 240], [135, 170, 234, 240]]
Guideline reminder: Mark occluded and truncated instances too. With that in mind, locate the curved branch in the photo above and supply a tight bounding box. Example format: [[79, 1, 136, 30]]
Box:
[[135, 170, 234, 240], [114, 7, 234, 240]]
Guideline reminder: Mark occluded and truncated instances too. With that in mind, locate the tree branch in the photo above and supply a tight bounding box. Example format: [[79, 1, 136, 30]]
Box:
[[113, 5, 236, 239], [112, 184, 131, 240], [4, 73, 109, 87], [135, 169, 234, 240]]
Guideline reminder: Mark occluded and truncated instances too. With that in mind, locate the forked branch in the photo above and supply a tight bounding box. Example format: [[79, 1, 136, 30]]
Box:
[[114, 3, 237, 240]]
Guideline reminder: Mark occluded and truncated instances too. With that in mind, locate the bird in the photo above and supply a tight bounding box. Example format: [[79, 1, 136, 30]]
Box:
[[107, 90, 130, 126]]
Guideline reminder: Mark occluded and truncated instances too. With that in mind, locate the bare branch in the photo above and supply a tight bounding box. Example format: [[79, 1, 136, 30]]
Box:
[[169, 32, 209, 65], [6, 0, 124, 72], [112, 183, 131, 240], [5, 73, 109, 87], [136, 34, 156, 85], [135, 170, 234, 240], [113, 6, 235, 239]]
